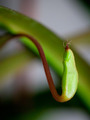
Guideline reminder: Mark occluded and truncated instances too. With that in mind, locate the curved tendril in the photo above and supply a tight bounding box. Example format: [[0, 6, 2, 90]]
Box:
[[0, 33, 77, 102]]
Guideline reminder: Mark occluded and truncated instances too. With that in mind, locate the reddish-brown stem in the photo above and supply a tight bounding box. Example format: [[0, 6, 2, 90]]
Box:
[[0, 33, 66, 102]]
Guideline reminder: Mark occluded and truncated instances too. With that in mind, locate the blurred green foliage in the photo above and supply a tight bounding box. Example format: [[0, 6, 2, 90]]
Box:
[[0, 6, 90, 119]]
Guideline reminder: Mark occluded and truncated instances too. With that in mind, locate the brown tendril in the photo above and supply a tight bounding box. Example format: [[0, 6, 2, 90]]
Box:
[[0, 33, 67, 102]]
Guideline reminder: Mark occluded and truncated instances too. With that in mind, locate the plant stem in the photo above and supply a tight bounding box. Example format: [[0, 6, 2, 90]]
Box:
[[0, 33, 66, 102]]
